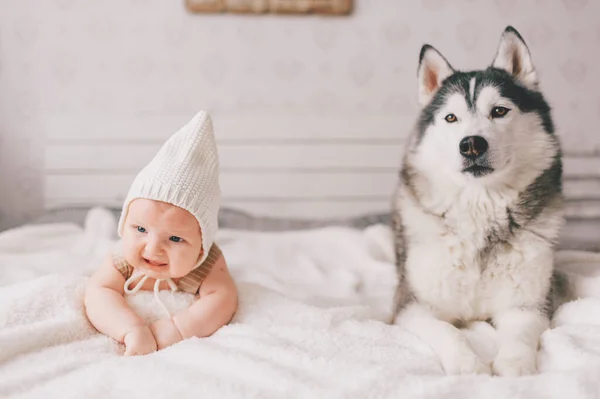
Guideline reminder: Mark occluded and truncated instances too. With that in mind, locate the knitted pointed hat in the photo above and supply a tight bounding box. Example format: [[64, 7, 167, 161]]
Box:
[[117, 110, 221, 267]]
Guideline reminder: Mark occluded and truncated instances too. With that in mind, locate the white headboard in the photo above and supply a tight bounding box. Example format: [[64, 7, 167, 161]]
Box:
[[43, 114, 408, 218]]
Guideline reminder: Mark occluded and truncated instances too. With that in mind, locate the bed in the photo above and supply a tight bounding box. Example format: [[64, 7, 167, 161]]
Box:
[[0, 206, 599, 398]]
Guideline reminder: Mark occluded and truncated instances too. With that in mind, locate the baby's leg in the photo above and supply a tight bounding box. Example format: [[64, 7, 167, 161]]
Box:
[[395, 302, 491, 375]]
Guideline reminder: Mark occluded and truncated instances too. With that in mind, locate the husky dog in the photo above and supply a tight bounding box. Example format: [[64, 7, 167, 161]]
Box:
[[392, 26, 564, 377]]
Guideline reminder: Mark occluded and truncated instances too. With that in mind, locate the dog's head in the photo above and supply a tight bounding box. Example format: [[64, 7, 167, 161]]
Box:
[[409, 26, 559, 188]]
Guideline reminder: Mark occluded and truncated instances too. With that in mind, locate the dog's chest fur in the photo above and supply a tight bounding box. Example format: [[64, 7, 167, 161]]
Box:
[[401, 187, 553, 322]]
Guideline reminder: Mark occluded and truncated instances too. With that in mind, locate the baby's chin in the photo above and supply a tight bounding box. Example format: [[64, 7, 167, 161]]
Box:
[[136, 266, 171, 279]]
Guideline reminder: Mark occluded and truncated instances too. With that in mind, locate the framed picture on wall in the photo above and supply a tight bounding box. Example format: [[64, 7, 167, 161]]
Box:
[[186, 0, 353, 15]]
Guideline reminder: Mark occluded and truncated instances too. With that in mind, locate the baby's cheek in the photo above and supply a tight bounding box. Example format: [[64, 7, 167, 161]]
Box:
[[122, 247, 137, 265], [122, 237, 139, 256], [170, 254, 196, 276]]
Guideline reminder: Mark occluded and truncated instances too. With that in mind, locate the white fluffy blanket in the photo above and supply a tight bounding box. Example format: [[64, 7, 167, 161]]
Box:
[[1, 208, 600, 398]]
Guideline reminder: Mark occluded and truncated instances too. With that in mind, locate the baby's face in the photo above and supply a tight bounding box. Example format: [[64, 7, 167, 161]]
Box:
[[121, 199, 203, 279]]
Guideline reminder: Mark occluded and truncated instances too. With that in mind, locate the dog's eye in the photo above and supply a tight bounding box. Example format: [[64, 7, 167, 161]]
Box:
[[491, 106, 510, 118], [445, 114, 457, 123]]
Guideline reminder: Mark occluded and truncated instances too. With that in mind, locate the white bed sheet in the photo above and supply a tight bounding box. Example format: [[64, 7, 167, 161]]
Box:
[[1, 208, 600, 398]]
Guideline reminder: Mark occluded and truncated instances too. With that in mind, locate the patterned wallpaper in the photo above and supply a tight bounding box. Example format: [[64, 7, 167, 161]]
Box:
[[0, 0, 599, 230]]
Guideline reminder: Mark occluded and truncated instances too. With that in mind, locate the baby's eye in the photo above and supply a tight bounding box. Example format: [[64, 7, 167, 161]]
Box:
[[169, 236, 183, 243], [136, 226, 147, 233]]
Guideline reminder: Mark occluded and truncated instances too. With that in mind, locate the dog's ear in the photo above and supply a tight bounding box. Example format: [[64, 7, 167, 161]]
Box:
[[418, 45, 455, 107], [492, 26, 538, 90]]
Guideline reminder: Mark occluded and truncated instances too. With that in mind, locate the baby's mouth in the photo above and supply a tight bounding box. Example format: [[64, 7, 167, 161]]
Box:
[[143, 257, 168, 268]]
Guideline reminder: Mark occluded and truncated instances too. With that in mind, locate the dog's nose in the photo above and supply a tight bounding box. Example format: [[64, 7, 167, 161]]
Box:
[[459, 136, 488, 159]]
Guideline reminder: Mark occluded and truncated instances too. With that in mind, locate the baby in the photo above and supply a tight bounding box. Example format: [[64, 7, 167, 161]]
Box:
[[84, 111, 238, 356]]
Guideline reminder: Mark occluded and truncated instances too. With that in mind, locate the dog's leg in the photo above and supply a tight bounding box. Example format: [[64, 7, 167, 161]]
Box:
[[395, 302, 491, 375], [491, 308, 549, 377]]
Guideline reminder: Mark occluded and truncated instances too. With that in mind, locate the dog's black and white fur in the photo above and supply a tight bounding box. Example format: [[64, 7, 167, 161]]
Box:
[[392, 26, 564, 376]]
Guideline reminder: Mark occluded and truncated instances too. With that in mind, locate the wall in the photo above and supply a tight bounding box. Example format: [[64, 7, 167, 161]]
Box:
[[1, 0, 599, 229]]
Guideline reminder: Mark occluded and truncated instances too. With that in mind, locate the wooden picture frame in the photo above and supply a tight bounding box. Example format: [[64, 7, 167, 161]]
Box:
[[186, 0, 353, 15]]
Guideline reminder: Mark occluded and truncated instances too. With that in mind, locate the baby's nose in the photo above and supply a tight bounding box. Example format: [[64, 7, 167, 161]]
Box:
[[144, 238, 165, 256]]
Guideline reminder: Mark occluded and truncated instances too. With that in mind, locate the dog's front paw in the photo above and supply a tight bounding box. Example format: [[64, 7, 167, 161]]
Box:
[[441, 346, 492, 375], [492, 344, 537, 377]]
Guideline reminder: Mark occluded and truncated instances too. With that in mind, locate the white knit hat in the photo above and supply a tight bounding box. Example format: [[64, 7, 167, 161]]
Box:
[[117, 110, 221, 267]]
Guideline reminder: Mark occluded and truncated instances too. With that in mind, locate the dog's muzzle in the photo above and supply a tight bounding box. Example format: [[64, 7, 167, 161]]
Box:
[[460, 136, 494, 177]]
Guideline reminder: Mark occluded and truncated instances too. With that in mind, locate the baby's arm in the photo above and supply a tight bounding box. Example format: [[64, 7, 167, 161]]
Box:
[[168, 254, 238, 341], [84, 254, 157, 354]]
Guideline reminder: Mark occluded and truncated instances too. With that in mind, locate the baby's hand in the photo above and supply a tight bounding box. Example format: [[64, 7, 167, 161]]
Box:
[[150, 318, 183, 350], [123, 325, 157, 356]]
